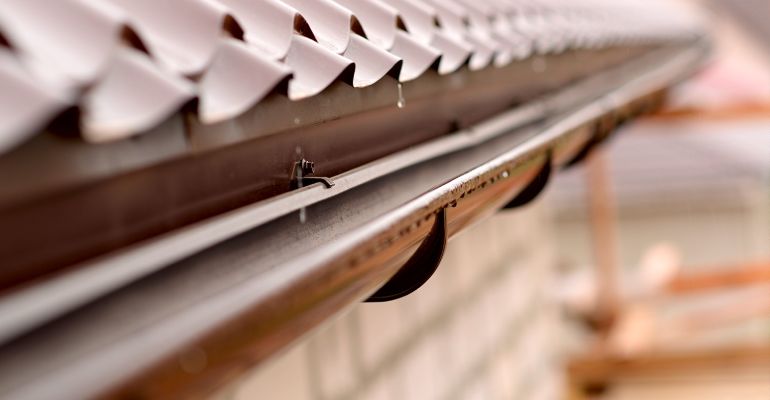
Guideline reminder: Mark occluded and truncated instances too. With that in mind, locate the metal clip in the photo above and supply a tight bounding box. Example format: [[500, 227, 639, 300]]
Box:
[[291, 158, 334, 189]]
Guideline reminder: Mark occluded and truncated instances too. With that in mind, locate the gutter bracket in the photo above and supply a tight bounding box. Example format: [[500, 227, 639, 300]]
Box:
[[299, 176, 335, 188], [366, 208, 448, 302], [291, 159, 335, 189], [563, 137, 599, 170], [564, 112, 621, 170], [502, 154, 552, 210]]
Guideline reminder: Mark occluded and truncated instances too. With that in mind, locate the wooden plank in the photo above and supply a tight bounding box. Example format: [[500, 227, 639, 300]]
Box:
[[586, 148, 622, 329], [667, 261, 770, 294], [569, 345, 770, 385]]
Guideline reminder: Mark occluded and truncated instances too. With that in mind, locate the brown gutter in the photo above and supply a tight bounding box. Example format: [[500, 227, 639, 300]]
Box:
[[0, 38, 709, 400], [0, 41, 707, 345]]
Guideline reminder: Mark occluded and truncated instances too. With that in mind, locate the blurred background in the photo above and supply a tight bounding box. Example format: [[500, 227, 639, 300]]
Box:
[[548, 1, 770, 397], [212, 1, 770, 399]]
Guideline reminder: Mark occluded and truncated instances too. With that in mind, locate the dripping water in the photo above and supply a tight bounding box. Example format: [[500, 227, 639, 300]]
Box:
[[295, 146, 307, 224], [396, 82, 406, 109]]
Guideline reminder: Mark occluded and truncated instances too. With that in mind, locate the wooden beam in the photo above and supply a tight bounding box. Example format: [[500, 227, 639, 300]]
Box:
[[667, 261, 770, 294], [569, 345, 770, 385], [586, 148, 622, 328], [651, 104, 770, 121]]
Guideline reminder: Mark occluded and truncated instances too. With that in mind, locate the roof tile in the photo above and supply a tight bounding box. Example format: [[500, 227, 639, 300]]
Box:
[[199, 39, 292, 124], [0, 0, 125, 87], [219, 0, 303, 60], [343, 34, 401, 87], [0, 50, 71, 152], [81, 48, 195, 141], [0, 0, 706, 151], [332, 0, 400, 49], [284, 35, 352, 99], [106, 0, 236, 76], [281, 0, 356, 54]]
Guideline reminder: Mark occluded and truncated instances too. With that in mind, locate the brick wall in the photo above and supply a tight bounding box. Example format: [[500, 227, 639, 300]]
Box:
[[212, 203, 563, 400]]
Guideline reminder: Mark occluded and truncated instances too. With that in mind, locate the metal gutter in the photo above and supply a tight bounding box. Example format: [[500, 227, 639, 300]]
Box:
[[0, 38, 709, 400], [0, 41, 706, 345]]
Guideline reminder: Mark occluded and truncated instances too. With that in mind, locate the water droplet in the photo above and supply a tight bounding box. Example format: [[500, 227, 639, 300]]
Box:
[[296, 159, 307, 224], [396, 82, 406, 109], [501, 171, 510, 179]]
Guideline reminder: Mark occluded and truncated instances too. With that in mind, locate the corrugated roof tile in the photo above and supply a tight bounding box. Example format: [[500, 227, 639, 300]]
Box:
[[382, 0, 473, 74], [343, 34, 401, 87], [332, 0, 440, 81], [198, 39, 292, 124], [106, 0, 238, 76], [0, 0, 126, 88], [278, 0, 402, 87], [81, 48, 195, 142], [284, 35, 353, 99], [332, 0, 400, 49], [390, 30, 441, 81], [218, 0, 304, 60], [0, 0, 707, 151], [280, 0, 356, 54], [0, 50, 71, 152], [430, 31, 473, 74]]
